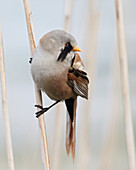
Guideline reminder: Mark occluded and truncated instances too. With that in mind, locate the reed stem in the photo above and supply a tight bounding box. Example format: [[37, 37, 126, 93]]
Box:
[[51, 1, 75, 168], [0, 24, 15, 170], [23, 0, 50, 169], [64, 0, 74, 31], [115, 0, 136, 170], [76, 1, 100, 169]]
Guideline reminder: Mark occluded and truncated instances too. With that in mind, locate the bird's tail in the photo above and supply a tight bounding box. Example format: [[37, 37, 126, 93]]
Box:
[[65, 98, 77, 160]]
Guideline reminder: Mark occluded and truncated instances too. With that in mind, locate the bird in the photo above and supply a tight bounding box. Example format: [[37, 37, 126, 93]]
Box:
[[30, 29, 89, 160]]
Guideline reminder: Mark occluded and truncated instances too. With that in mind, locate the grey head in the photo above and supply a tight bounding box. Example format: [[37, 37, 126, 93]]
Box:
[[39, 29, 81, 62]]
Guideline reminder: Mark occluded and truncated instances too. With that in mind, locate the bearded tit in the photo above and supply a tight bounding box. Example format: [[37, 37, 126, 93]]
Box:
[[30, 29, 89, 159]]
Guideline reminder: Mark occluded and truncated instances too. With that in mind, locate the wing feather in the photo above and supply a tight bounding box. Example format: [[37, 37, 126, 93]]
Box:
[[67, 68, 89, 99]]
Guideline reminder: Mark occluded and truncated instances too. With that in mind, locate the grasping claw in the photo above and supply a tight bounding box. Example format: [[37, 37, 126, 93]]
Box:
[[34, 100, 61, 118], [35, 105, 49, 118], [35, 105, 43, 109]]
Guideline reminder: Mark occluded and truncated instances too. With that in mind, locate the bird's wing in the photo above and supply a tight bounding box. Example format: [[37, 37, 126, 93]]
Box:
[[67, 53, 89, 99]]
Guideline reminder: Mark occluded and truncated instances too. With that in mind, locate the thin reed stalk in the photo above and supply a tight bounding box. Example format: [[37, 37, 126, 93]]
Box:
[[51, 105, 63, 170], [115, 0, 136, 170], [51, 1, 74, 169], [76, 1, 100, 169], [64, 0, 75, 161], [99, 53, 122, 170], [0, 25, 15, 170], [23, 0, 50, 170], [64, 0, 74, 31]]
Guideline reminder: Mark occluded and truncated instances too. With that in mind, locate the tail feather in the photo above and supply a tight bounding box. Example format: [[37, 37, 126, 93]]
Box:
[[66, 114, 72, 155], [65, 98, 77, 160]]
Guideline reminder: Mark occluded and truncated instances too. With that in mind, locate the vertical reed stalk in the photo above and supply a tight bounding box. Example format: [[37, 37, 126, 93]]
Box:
[[64, 0, 75, 161], [76, 1, 100, 169], [0, 25, 15, 170], [23, 0, 50, 169], [64, 0, 74, 31], [115, 0, 136, 170], [99, 53, 122, 170], [51, 105, 63, 170], [52, 1, 74, 169]]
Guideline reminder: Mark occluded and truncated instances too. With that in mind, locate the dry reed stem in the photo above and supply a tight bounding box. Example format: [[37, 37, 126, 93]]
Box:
[[115, 0, 136, 170], [99, 54, 122, 170], [64, 0, 75, 161], [51, 105, 63, 170], [76, 1, 100, 169], [64, 0, 74, 31], [23, 0, 50, 169], [51, 1, 74, 168], [0, 25, 15, 170]]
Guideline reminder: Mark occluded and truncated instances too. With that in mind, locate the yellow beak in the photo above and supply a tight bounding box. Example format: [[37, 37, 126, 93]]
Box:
[[73, 46, 82, 52]]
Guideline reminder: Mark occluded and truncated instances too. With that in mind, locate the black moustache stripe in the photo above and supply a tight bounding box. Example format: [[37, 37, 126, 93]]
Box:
[[57, 42, 73, 62], [71, 54, 75, 67]]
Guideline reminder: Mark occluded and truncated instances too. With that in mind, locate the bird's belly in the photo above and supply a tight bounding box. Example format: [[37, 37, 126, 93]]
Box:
[[31, 63, 74, 101], [41, 74, 74, 101]]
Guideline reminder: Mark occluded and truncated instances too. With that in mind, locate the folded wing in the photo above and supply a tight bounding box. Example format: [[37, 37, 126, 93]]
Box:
[[67, 53, 89, 99]]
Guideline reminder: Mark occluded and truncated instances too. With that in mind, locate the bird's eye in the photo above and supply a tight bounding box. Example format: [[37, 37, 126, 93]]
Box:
[[65, 43, 69, 47]]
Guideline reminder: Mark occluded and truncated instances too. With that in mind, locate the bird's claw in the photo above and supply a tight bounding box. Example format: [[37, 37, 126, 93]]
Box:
[[35, 105, 49, 118], [35, 105, 43, 109]]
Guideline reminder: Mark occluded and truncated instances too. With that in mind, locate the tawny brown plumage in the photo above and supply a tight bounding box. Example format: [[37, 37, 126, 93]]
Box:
[[65, 53, 89, 159]]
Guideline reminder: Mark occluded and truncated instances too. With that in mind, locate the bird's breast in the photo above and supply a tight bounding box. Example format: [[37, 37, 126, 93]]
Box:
[[31, 57, 75, 101]]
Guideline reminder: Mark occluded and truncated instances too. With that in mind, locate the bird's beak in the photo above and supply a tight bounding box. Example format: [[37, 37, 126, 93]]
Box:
[[73, 46, 82, 52]]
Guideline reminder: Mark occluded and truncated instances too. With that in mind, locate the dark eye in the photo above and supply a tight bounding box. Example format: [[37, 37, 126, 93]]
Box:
[[65, 43, 69, 47]]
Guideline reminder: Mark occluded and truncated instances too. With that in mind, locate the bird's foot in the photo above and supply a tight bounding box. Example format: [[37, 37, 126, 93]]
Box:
[[35, 105, 49, 118], [34, 100, 61, 118]]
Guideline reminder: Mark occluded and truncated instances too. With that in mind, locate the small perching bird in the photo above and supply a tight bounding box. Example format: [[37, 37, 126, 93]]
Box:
[[31, 29, 89, 160]]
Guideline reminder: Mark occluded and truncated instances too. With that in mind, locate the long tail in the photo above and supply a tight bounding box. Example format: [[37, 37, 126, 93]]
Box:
[[65, 97, 77, 160]]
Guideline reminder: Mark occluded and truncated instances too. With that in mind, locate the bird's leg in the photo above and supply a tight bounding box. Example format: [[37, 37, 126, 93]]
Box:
[[35, 100, 61, 118]]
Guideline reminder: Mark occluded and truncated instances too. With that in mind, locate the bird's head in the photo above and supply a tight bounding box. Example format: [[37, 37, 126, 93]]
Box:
[[39, 29, 81, 63]]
